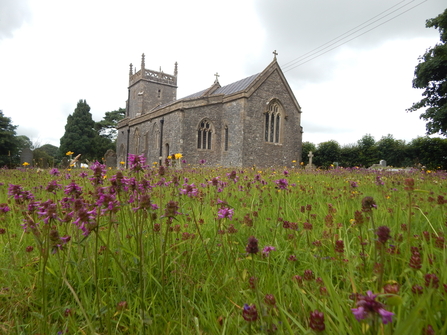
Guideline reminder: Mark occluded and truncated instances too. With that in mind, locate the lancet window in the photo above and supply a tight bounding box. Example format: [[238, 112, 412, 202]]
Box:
[[197, 119, 213, 150], [264, 100, 282, 143]]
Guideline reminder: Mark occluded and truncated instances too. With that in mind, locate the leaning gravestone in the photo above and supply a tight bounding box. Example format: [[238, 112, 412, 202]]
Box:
[[104, 149, 117, 168], [20, 147, 33, 167]]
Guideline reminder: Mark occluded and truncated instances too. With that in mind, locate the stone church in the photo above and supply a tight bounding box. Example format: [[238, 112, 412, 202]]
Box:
[[116, 53, 303, 168]]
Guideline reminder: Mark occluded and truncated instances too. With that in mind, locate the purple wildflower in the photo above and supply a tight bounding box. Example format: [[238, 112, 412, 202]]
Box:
[[180, 183, 199, 197], [89, 161, 107, 185], [128, 154, 146, 172], [64, 182, 82, 198], [351, 291, 394, 324], [274, 178, 288, 190], [0, 203, 10, 214], [49, 168, 60, 176], [217, 207, 234, 220], [262, 246, 276, 257]]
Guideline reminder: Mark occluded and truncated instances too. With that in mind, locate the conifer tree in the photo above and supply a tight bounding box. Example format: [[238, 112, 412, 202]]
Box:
[[60, 100, 97, 160]]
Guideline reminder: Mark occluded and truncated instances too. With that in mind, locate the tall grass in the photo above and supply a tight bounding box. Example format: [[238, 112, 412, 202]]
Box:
[[0, 163, 445, 334]]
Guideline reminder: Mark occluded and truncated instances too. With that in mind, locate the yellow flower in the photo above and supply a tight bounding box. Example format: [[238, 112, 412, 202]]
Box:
[[153, 162, 158, 165], [174, 153, 183, 159], [167, 155, 172, 159], [292, 160, 296, 163], [120, 161, 125, 165], [66, 151, 74, 156], [22, 162, 29, 166], [300, 162, 304, 165], [103, 175, 107, 179]]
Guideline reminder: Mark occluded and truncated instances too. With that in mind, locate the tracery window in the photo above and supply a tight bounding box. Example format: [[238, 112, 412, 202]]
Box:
[[264, 101, 282, 143], [197, 119, 213, 150]]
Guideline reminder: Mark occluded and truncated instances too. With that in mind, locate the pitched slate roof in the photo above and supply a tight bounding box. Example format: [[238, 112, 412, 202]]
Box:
[[182, 73, 260, 100]]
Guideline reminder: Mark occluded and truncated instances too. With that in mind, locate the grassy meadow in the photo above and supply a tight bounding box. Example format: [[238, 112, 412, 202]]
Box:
[[0, 158, 446, 334]]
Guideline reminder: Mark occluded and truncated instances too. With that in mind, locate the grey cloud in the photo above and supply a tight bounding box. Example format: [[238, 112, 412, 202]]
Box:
[[248, 0, 446, 84], [0, 0, 31, 40]]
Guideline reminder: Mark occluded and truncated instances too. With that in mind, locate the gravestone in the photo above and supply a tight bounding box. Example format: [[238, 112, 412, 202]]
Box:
[[380, 160, 387, 167], [306, 151, 315, 170], [104, 149, 117, 168], [20, 148, 33, 167]]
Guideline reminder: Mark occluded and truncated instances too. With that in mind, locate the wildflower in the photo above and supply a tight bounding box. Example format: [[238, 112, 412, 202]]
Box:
[[199, 159, 206, 165], [262, 246, 276, 257], [334, 240, 345, 253], [49, 168, 60, 176], [404, 178, 415, 192], [424, 273, 439, 289], [303, 269, 314, 281], [128, 154, 146, 172], [180, 183, 199, 197], [361, 196, 377, 212], [246, 236, 259, 254], [0, 204, 10, 214], [174, 153, 183, 159], [376, 226, 391, 244], [163, 200, 180, 219], [22, 162, 30, 166], [217, 207, 234, 220], [66, 151, 74, 156], [351, 291, 394, 324], [264, 294, 276, 306], [116, 301, 128, 311], [309, 310, 325, 332], [242, 304, 258, 322], [274, 178, 288, 190]]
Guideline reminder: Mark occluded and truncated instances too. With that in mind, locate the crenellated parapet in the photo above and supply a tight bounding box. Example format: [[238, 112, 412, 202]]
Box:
[[129, 54, 177, 87]]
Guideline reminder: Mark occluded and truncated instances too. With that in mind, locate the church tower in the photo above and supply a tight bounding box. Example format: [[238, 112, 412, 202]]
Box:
[[126, 54, 178, 118]]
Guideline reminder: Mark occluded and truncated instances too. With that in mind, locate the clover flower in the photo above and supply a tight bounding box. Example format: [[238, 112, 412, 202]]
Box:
[[351, 291, 394, 324]]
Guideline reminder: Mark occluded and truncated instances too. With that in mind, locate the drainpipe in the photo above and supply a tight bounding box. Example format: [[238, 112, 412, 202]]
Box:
[[159, 118, 164, 165], [126, 128, 130, 168]]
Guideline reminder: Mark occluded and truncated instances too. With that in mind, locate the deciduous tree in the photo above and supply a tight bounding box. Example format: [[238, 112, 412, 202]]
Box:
[[0, 110, 18, 167], [408, 9, 447, 136]]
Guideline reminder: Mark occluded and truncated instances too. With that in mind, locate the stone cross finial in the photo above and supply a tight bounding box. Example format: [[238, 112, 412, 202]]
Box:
[[214, 72, 220, 83], [273, 50, 278, 60], [174, 62, 178, 77], [129, 63, 133, 75], [308, 151, 314, 166]]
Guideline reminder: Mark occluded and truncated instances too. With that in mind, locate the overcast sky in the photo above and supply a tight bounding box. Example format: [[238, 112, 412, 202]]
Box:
[[0, 0, 445, 148]]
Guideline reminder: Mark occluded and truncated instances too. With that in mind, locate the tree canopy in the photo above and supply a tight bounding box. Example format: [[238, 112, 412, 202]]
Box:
[[0, 110, 18, 167], [408, 8, 447, 136], [60, 100, 97, 160]]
